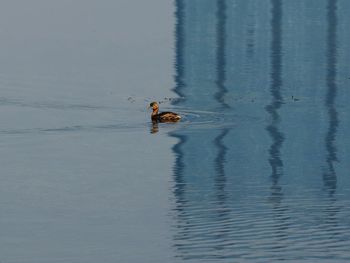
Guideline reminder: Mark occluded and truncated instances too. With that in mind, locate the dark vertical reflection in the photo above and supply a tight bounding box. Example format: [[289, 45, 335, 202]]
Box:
[[215, 0, 229, 108], [323, 0, 338, 197], [214, 130, 228, 200], [214, 0, 229, 196], [171, 0, 189, 256], [172, 0, 187, 210], [266, 0, 288, 255], [173, 0, 186, 102], [211, 128, 231, 254], [266, 0, 284, 204], [172, 134, 187, 209], [213, 0, 231, 252], [171, 0, 187, 226], [321, 0, 340, 245]]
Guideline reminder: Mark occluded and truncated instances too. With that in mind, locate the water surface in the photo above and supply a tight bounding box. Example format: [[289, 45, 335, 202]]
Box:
[[1, 0, 350, 262]]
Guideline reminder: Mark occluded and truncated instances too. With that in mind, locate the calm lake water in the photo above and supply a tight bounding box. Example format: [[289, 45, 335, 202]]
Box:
[[1, 0, 350, 262]]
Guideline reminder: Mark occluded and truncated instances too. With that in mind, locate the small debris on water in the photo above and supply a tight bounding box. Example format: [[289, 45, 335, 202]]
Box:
[[292, 96, 300, 101], [127, 97, 135, 103]]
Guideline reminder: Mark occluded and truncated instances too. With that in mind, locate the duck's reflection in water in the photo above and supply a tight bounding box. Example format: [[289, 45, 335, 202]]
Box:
[[150, 121, 159, 134]]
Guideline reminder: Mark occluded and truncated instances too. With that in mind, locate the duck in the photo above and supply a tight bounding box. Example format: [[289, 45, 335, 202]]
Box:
[[149, 102, 181, 122]]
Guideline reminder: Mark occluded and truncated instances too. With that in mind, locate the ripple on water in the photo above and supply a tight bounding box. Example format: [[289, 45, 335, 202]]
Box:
[[169, 180, 350, 262]]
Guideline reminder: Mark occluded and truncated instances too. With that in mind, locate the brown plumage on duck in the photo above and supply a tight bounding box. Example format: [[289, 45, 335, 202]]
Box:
[[149, 102, 181, 122]]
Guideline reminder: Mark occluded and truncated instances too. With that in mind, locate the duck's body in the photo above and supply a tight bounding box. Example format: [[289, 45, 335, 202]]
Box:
[[150, 102, 181, 122], [152, 111, 181, 122]]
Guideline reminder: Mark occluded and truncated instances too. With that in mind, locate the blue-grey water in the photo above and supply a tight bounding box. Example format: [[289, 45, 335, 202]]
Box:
[[1, 0, 350, 262]]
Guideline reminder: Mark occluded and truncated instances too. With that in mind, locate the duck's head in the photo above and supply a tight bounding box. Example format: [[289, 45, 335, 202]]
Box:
[[149, 102, 159, 111]]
